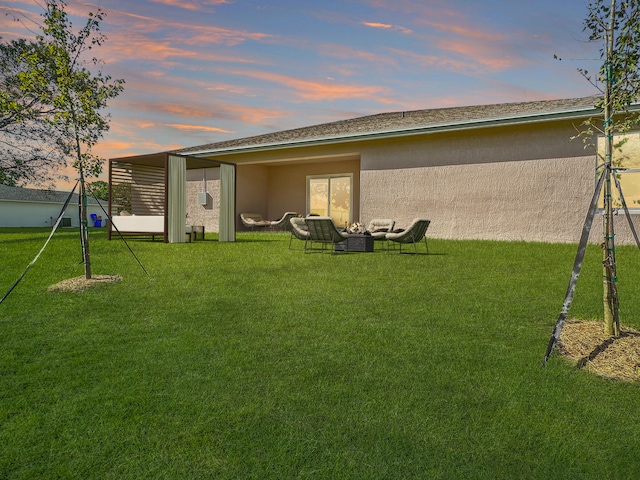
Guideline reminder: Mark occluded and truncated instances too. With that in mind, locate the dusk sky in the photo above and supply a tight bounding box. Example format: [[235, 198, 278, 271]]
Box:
[[2, 0, 602, 188]]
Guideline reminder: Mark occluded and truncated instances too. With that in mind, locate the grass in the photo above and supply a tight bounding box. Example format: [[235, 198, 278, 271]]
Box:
[[1, 228, 640, 479]]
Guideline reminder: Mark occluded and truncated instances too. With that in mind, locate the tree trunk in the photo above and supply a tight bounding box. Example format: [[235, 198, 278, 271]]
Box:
[[79, 164, 92, 280], [602, 0, 619, 337]]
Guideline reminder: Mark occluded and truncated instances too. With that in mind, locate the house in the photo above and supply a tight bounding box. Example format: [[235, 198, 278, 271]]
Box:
[[115, 96, 640, 244], [0, 184, 105, 228]]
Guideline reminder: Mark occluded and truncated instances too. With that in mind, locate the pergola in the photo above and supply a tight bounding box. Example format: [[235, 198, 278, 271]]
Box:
[[108, 152, 236, 243]]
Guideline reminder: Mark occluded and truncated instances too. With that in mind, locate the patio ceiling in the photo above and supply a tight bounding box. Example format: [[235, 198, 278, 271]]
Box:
[[109, 152, 234, 170]]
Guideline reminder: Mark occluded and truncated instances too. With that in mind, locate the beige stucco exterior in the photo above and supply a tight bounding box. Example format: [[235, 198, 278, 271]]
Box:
[[237, 160, 361, 222], [357, 120, 598, 243], [185, 167, 221, 233], [186, 154, 361, 232], [360, 157, 594, 242], [184, 113, 640, 244]]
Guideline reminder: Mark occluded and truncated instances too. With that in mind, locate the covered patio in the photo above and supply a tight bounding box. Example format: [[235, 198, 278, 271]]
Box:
[[108, 152, 236, 243]]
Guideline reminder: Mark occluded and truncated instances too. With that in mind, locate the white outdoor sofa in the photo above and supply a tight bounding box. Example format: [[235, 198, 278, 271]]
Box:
[[110, 215, 196, 242]]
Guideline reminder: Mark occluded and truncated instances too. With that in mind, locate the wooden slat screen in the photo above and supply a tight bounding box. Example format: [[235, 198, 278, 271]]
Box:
[[110, 162, 165, 216]]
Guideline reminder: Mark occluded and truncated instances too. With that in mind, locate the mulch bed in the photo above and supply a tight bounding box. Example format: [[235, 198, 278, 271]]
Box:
[[558, 320, 640, 381], [48, 275, 123, 293]]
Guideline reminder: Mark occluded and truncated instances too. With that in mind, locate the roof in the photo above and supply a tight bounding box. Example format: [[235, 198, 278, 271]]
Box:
[[0, 184, 100, 205], [177, 96, 602, 156], [109, 151, 235, 169]]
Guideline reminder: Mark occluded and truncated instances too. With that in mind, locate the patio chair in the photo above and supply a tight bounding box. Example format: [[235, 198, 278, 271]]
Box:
[[385, 218, 431, 254], [304, 216, 350, 253], [366, 218, 395, 249], [270, 212, 298, 231], [289, 217, 310, 249], [240, 212, 271, 230]]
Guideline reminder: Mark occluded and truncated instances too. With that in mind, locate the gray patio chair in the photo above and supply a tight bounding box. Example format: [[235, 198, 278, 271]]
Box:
[[271, 212, 298, 231], [366, 218, 395, 249], [304, 216, 350, 253], [289, 216, 310, 249], [385, 218, 431, 254], [240, 212, 271, 230]]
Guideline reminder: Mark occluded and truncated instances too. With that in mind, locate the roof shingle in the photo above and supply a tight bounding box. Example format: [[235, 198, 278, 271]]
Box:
[[0, 184, 99, 205], [176, 96, 599, 155]]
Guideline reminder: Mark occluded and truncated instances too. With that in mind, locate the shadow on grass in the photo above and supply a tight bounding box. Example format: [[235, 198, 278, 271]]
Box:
[[577, 329, 640, 369]]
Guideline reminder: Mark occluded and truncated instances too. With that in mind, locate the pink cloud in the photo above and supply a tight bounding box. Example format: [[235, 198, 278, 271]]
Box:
[[384, 47, 479, 73], [100, 6, 273, 47], [93, 138, 181, 162], [2, 3, 269, 70], [166, 123, 234, 134], [0, 5, 41, 36], [436, 39, 522, 70], [318, 43, 398, 69], [148, 0, 230, 12], [127, 101, 215, 119], [206, 84, 256, 96], [92, 119, 185, 160], [362, 21, 413, 34], [225, 68, 394, 103], [419, 18, 505, 42], [355, 0, 521, 72], [182, 25, 273, 46], [363, 21, 392, 29], [118, 94, 290, 126], [104, 34, 196, 65], [99, 32, 263, 69], [0, 4, 25, 16], [95, 140, 138, 153], [227, 105, 291, 124], [107, 67, 291, 126]]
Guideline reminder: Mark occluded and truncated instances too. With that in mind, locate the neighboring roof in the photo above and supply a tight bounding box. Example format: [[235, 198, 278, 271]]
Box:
[[0, 184, 100, 205], [177, 96, 603, 156]]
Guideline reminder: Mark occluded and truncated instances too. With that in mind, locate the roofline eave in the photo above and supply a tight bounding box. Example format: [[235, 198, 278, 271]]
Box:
[[183, 105, 612, 158]]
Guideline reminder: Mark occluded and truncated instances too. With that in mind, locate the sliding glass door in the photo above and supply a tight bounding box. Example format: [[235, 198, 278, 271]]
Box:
[[307, 174, 352, 226]]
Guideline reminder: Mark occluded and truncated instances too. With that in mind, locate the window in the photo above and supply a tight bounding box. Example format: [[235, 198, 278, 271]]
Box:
[[307, 174, 352, 226], [597, 130, 640, 211]]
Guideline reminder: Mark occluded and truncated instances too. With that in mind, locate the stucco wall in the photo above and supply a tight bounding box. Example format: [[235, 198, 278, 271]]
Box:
[[194, 117, 640, 243], [185, 167, 220, 233], [236, 164, 268, 230], [356, 120, 640, 244], [267, 159, 360, 222], [358, 121, 587, 170], [226, 159, 361, 231], [360, 156, 599, 243]]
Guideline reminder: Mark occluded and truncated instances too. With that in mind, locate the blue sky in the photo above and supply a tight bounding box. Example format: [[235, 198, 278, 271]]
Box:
[[2, 0, 601, 184]]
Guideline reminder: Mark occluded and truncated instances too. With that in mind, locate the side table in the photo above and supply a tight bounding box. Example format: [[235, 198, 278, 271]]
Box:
[[192, 225, 205, 240]]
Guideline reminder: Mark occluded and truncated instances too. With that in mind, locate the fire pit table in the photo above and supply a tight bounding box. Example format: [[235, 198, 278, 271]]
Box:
[[334, 234, 374, 252]]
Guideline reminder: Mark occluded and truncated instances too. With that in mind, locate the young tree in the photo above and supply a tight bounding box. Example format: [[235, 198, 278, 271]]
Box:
[[87, 180, 108, 201], [0, 38, 68, 186], [28, 0, 123, 278], [574, 0, 640, 336]]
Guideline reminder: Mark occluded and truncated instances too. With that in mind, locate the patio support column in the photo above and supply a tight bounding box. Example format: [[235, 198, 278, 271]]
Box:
[[219, 163, 236, 242], [168, 155, 187, 243]]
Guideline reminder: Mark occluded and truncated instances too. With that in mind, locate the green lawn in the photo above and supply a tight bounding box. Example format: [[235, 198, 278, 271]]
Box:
[[1, 228, 640, 479]]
